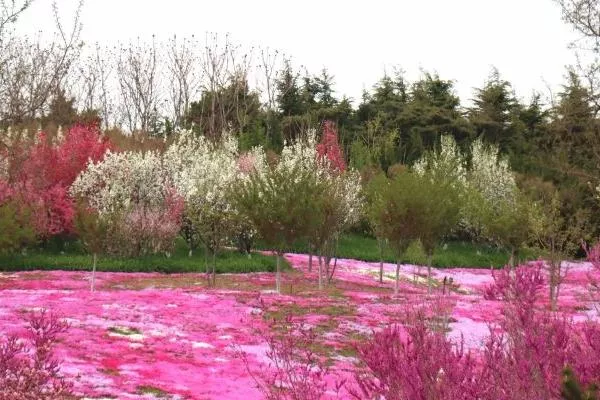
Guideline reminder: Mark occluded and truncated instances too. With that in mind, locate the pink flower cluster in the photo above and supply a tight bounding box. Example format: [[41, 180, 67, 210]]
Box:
[[316, 120, 346, 173]]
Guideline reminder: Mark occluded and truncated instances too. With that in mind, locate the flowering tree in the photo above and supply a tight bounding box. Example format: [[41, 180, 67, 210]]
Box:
[[234, 133, 325, 293], [163, 130, 258, 284], [462, 138, 536, 266], [0, 124, 112, 241], [468, 138, 516, 205], [70, 149, 183, 257], [311, 122, 362, 287], [316, 120, 346, 172], [413, 134, 466, 188], [412, 139, 464, 292]]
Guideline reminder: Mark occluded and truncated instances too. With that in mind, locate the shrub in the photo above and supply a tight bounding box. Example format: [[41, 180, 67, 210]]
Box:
[[352, 310, 478, 400], [0, 310, 73, 400]]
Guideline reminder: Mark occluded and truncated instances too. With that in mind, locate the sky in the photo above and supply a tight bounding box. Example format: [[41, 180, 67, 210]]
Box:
[[15, 0, 583, 106]]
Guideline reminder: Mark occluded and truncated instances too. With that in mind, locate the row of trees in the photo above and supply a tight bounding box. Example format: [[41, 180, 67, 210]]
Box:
[[3, 0, 600, 245], [24, 121, 360, 293], [0, 117, 585, 300]]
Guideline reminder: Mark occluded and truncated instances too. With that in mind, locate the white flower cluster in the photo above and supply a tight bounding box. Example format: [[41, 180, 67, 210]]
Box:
[[277, 129, 320, 176], [413, 135, 467, 186], [70, 150, 169, 214], [468, 138, 516, 204], [163, 130, 238, 205], [336, 169, 363, 228]]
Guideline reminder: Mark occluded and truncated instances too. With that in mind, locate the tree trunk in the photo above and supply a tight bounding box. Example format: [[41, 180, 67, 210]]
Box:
[[378, 239, 384, 283], [276, 252, 282, 293], [212, 250, 216, 287], [395, 260, 400, 296], [328, 255, 338, 284], [205, 246, 210, 285], [91, 253, 97, 292], [509, 247, 515, 268], [308, 242, 313, 272], [318, 254, 323, 290], [427, 254, 433, 295]]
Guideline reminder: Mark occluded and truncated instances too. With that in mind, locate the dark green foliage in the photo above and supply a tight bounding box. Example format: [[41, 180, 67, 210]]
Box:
[[561, 366, 599, 400], [469, 69, 522, 153], [186, 75, 262, 140]]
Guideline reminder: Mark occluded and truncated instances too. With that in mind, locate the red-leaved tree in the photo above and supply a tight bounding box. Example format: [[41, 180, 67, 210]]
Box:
[[316, 120, 346, 173], [0, 123, 112, 239]]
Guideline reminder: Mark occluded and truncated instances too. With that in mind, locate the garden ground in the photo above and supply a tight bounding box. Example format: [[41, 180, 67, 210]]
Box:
[[0, 254, 597, 399]]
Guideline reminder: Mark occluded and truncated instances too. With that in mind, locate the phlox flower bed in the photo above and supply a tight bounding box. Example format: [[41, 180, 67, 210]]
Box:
[[0, 256, 598, 399]]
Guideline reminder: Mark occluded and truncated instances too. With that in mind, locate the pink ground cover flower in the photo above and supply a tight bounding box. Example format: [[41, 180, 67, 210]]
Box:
[[0, 254, 599, 399]]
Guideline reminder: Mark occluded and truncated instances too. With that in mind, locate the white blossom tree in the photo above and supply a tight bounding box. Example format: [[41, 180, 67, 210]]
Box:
[[70, 150, 182, 257], [163, 129, 263, 284]]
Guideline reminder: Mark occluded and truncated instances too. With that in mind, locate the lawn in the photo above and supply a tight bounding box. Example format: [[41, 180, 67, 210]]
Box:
[[258, 233, 541, 268], [0, 239, 284, 274], [0, 234, 542, 275]]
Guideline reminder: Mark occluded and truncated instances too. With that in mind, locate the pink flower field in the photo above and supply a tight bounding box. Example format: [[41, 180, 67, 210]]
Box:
[[0, 255, 598, 399]]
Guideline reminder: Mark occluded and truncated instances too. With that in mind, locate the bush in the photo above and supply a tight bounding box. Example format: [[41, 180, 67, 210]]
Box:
[[0, 310, 73, 400]]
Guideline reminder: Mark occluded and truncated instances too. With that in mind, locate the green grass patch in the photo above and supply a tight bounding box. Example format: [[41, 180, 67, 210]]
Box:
[[0, 239, 286, 274], [108, 326, 142, 336], [257, 233, 541, 268], [137, 385, 169, 398]]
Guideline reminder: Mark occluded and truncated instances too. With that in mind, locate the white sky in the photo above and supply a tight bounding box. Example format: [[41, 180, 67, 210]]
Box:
[[16, 0, 582, 106]]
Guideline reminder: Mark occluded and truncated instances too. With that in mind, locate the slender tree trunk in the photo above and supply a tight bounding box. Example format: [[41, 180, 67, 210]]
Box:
[[329, 254, 338, 284], [378, 239, 384, 283], [91, 253, 97, 292], [395, 259, 400, 296], [205, 245, 210, 285], [276, 252, 282, 293], [427, 254, 433, 295], [318, 254, 323, 290], [509, 247, 515, 268], [212, 250, 216, 287], [555, 263, 562, 308], [308, 242, 313, 272]]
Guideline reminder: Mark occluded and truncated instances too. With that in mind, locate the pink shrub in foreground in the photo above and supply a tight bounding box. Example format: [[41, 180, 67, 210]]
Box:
[[480, 262, 600, 399], [352, 314, 479, 400], [483, 261, 545, 304], [351, 263, 600, 399], [240, 309, 343, 400], [0, 310, 73, 400]]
